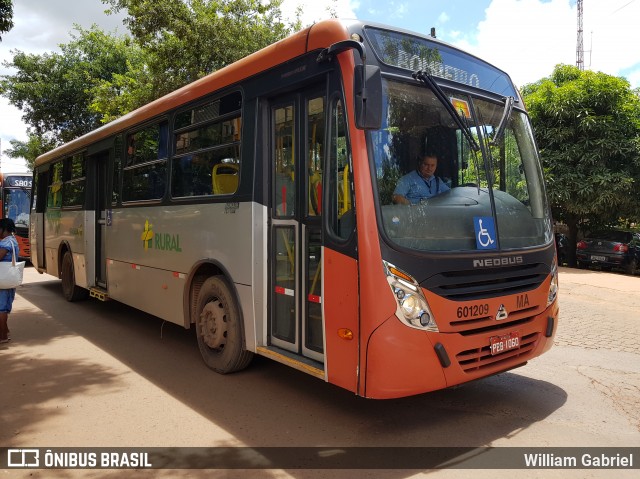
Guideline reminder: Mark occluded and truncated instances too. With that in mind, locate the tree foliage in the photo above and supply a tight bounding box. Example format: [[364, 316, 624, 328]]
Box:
[[0, 0, 13, 40], [0, 25, 139, 144], [100, 0, 300, 105], [522, 64, 640, 262]]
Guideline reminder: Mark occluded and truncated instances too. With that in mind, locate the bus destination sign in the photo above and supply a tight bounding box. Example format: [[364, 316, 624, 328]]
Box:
[[365, 27, 518, 98], [4, 176, 33, 188]]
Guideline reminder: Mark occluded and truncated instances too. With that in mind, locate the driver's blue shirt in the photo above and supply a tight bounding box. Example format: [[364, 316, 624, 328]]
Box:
[[393, 170, 450, 204]]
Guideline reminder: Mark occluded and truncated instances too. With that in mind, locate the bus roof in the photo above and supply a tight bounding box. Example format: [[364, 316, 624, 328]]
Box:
[[35, 19, 354, 168]]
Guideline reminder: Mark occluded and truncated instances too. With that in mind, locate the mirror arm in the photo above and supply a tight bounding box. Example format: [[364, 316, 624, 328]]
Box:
[[317, 39, 369, 123], [316, 40, 365, 64]]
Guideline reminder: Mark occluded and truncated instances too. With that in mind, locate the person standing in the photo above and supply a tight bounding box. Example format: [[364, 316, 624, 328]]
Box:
[[0, 218, 19, 343]]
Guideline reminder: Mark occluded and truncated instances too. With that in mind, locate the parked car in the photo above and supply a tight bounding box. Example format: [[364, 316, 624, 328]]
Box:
[[576, 230, 640, 274], [555, 233, 569, 265]]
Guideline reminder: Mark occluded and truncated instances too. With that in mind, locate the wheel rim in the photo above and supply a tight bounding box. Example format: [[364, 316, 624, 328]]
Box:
[[199, 298, 228, 350]]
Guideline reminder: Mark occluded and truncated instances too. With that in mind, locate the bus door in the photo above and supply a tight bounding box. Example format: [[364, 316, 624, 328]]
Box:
[[32, 170, 48, 270], [93, 150, 110, 288], [269, 91, 325, 363]]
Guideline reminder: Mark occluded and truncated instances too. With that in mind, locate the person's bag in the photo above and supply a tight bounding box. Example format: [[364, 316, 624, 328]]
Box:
[[0, 241, 25, 289]]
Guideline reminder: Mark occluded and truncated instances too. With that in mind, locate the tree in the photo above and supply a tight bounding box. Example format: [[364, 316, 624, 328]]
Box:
[[102, 0, 300, 99], [0, 0, 13, 40], [88, 46, 154, 123], [3, 134, 57, 170], [522, 65, 640, 264], [0, 25, 140, 144]]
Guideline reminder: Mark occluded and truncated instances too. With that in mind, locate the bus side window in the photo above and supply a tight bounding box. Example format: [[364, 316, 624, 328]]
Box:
[[62, 153, 86, 208], [171, 95, 242, 198], [328, 98, 354, 240], [123, 122, 168, 202]]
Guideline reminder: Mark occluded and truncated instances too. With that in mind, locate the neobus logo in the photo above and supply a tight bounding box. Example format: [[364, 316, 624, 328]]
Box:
[[473, 256, 523, 268], [140, 219, 182, 252]]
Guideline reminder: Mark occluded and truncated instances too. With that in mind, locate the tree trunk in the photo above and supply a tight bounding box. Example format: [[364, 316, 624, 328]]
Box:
[[565, 216, 579, 267]]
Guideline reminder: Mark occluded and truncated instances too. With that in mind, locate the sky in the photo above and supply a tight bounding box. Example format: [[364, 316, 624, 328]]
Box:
[[1, 0, 639, 171]]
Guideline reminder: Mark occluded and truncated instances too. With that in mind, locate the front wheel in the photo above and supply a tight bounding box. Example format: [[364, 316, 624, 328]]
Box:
[[195, 276, 253, 374], [61, 251, 89, 302]]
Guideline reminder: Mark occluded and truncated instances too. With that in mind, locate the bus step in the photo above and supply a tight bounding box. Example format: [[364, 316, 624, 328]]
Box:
[[256, 346, 324, 379], [89, 288, 110, 301]]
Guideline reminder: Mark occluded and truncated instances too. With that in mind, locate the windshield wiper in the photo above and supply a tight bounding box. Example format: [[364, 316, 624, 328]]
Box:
[[412, 70, 480, 152], [491, 96, 514, 146]]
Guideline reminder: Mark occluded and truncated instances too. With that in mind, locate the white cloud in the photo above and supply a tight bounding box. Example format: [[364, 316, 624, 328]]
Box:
[[626, 68, 640, 89], [0, 101, 27, 142], [455, 0, 575, 88], [393, 3, 409, 19], [438, 12, 450, 24], [453, 0, 640, 88], [583, 0, 640, 79], [0, 100, 30, 171], [280, 0, 359, 26], [0, 0, 126, 167], [2, 0, 125, 56]]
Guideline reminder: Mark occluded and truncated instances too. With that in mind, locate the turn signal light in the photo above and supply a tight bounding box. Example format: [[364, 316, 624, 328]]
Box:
[[388, 266, 413, 283], [338, 328, 353, 340]]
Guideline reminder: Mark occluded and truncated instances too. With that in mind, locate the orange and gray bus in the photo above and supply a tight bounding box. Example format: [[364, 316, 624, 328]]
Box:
[[2, 171, 31, 260], [30, 19, 558, 398]]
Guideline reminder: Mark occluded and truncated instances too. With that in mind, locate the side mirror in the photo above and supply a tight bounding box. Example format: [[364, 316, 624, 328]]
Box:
[[354, 64, 382, 130]]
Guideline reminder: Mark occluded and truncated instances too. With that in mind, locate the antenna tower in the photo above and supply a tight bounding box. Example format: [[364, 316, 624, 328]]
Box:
[[576, 0, 584, 70]]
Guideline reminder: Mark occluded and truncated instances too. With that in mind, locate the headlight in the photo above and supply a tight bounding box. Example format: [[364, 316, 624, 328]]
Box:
[[383, 261, 438, 331], [547, 260, 559, 306], [400, 294, 422, 317]]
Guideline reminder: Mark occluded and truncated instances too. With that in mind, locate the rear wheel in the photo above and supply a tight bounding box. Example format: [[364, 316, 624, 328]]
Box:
[[195, 276, 253, 374], [61, 251, 89, 302], [625, 258, 637, 275], [576, 261, 586, 269]]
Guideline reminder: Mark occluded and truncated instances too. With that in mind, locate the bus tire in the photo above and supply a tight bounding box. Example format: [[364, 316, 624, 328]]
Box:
[[61, 251, 89, 302], [195, 276, 253, 374]]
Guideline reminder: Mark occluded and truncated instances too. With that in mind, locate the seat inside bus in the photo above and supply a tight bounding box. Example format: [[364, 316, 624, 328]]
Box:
[[212, 163, 239, 194]]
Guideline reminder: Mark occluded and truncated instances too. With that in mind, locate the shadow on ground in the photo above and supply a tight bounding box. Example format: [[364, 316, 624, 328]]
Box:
[[5, 274, 568, 478]]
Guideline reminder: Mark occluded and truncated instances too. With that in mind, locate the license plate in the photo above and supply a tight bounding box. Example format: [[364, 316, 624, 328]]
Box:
[[591, 255, 606, 262], [489, 332, 520, 355]]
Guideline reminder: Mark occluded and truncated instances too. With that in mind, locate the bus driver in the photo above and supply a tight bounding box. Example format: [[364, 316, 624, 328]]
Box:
[[392, 153, 450, 205]]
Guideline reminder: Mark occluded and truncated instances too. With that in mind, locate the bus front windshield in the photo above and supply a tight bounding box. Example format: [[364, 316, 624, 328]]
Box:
[[373, 79, 552, 252], [4, 188, 31, 229]]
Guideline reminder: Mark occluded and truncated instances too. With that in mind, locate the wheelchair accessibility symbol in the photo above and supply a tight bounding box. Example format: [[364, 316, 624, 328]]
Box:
[[474, 216, 497, 250]]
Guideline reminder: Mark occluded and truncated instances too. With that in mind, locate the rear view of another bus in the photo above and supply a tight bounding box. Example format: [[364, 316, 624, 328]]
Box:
[[0, 172, 32, 260]]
